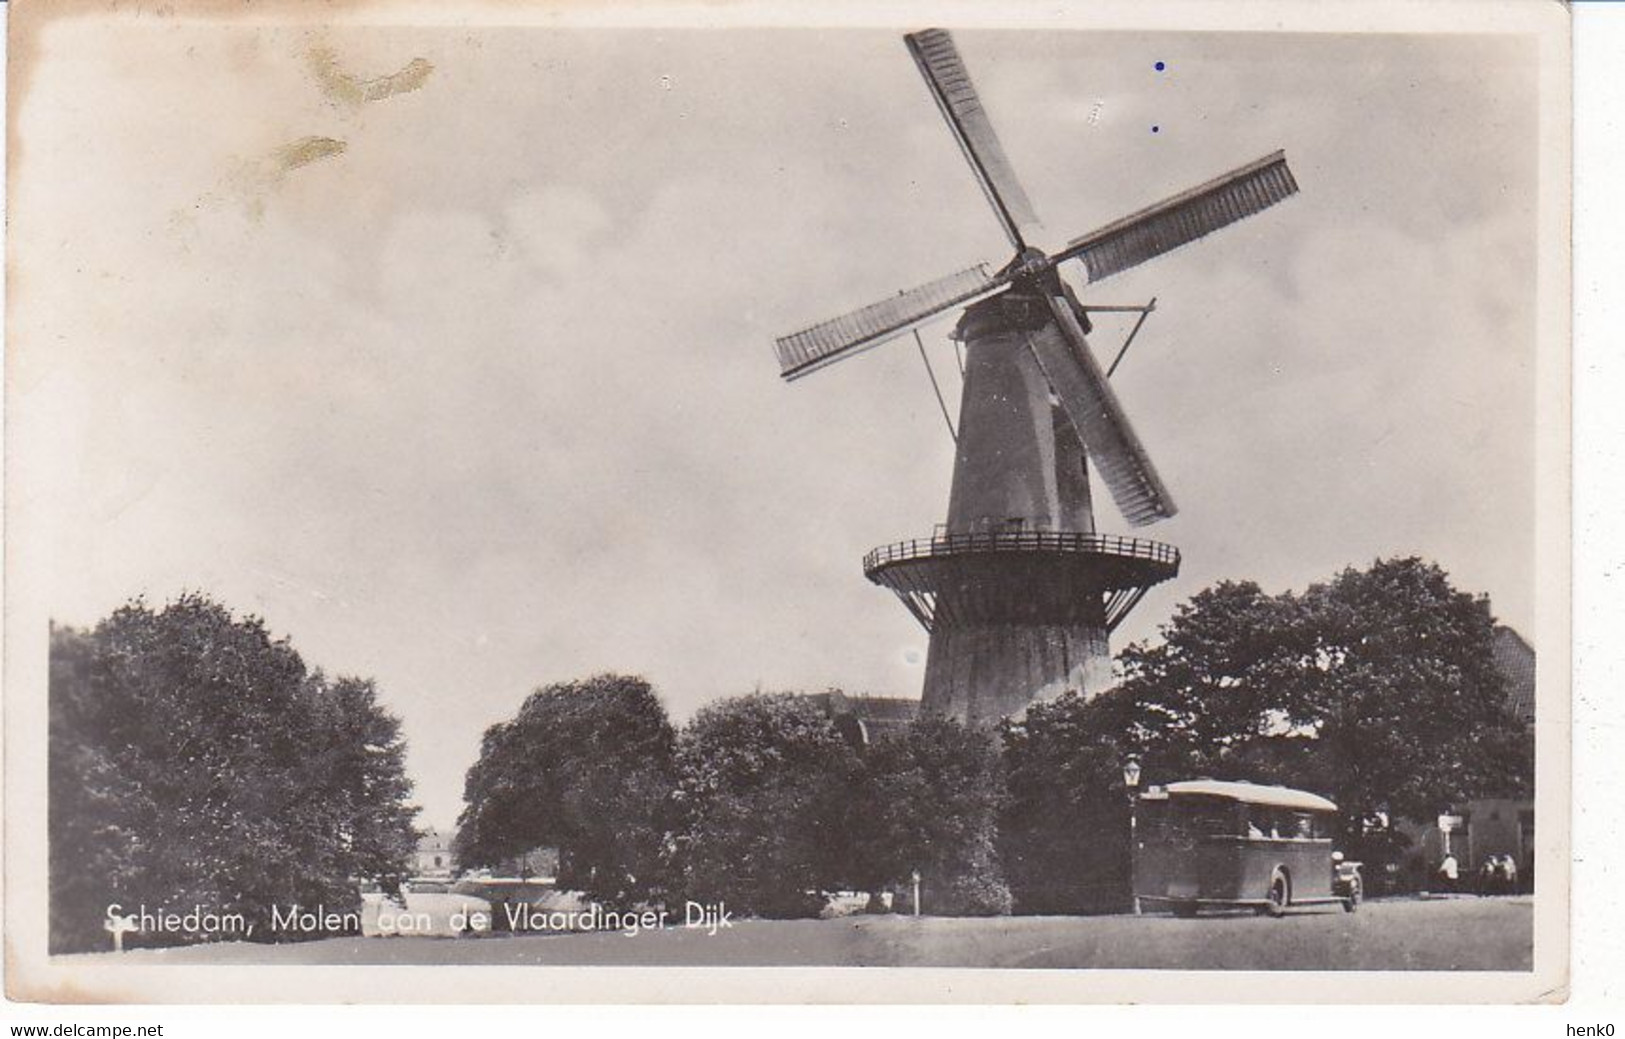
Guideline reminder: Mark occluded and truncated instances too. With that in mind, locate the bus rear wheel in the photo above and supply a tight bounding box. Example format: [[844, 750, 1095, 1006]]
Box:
[[1264, 870, 1290, 918]]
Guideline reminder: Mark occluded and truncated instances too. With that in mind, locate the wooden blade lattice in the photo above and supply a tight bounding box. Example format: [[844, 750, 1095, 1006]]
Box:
[[774, 264, 1005, 380], [1028, 293, 1177, 526], [1057, 151, 1298, 284], [905, 28, 1042, 251]]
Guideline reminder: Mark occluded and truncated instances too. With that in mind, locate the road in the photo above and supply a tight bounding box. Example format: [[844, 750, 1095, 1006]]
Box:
[[66, 895, 1531, 971]]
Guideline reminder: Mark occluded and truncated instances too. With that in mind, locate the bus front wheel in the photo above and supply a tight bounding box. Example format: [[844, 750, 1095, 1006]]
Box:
[[1264, 869, 1290, 918]]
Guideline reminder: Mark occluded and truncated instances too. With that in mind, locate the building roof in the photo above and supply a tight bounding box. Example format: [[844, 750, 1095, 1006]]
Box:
[[799, 691, 921, 745], [1162, 779, 1338, 812], [841, 695, 921, 723], [802, 691, 920, 723], [1492, 625, 1536, 724]]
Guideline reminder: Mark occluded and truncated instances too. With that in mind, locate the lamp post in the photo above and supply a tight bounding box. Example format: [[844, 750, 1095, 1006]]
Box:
[[911, 869, 922, 917], [1123, 756, 1142, 916]]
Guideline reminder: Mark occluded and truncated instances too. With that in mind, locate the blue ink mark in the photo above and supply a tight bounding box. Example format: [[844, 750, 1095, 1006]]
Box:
[[1155, 61, 1166, 71], [1152, 125, 1160, 133]]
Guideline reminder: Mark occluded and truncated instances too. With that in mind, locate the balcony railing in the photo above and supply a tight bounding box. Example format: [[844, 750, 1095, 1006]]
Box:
[[863, 529, 1180, 573]]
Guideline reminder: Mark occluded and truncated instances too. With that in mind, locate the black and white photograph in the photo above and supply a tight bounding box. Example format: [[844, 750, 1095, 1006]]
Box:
[[3, 0, 1571, 1005]]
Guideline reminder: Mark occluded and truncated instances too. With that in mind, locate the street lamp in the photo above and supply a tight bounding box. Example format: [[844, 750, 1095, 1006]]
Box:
[[1123, 756, 1142, 916]]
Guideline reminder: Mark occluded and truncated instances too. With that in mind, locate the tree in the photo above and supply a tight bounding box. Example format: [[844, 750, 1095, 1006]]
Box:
[[995, 558, 1533, 911], [49, 624, 144, 952], [48, 595, 420, 952], [850, 717, 1009, 915], [674, 693, 859, 917], [1291, 558, 1533, 820], [999, 692, 1134, 914], [1116, 557, 1534, 844], [454, 674, 677, 907], [1113, 580, 1308, 769], [286, 674, 419, 895]]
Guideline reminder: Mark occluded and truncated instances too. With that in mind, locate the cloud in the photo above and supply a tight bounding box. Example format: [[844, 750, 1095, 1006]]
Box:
[[502, 186, 612, 280]]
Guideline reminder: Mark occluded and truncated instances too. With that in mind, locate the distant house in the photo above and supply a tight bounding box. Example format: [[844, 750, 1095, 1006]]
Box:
[[801, 690, 921, 745], [412, 827, 454, 879]]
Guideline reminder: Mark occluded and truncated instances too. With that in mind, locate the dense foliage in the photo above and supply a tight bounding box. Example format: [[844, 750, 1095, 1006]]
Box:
[[1115, 558, 1533, 835], [49, 595, 418, 952], [1000, 557, 1531, 912], [454, 674, 678, 907], [673, 693, 858, 917], [999, 692, 1134, 914], [849, 717, 1010, 915], [447, 558, 1530, 920], [457, 684, 1010, 917]]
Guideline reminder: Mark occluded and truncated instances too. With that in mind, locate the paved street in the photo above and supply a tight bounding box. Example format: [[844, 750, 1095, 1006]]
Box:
[[66, 895, 1531, 971]]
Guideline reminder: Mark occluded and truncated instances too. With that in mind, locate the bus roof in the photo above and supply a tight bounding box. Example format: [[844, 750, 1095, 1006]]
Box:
[[1162, 780, 1338, 813]]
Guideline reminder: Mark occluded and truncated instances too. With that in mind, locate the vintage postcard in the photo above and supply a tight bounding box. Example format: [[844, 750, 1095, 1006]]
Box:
[[4, 0, 1570, 1004]]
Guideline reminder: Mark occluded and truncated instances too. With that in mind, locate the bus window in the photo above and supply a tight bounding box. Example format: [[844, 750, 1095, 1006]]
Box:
[[1175, 799, 1238, 838], [1292, 812, 1315, 839], [1245, 810, 1280, 838]]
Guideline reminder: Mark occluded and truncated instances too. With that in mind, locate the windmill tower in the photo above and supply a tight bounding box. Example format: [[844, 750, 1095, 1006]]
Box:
[[773, 29, 1298, 725]]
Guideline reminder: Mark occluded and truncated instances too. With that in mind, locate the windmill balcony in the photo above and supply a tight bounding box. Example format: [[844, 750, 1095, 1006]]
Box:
[[862, 529, 1181, 634], [862, 529, 1179, 576]]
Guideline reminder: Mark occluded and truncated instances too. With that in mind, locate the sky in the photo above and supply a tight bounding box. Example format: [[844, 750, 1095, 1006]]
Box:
[[9, 12, 1543, 828]]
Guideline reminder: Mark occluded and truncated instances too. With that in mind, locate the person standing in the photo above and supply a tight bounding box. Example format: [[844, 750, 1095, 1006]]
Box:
[[1438, 852, 1459, 894]]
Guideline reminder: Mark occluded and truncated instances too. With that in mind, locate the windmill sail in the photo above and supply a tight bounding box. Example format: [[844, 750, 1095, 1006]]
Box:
[[905, 29, 1042, 251], [775, 264, 1006, 380], [1027, 292, 1177, 526], [1057, 151, 1298, 285]]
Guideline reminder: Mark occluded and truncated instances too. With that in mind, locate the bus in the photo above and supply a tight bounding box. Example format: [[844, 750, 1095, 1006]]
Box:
[[1133, 779, 1360, 917]]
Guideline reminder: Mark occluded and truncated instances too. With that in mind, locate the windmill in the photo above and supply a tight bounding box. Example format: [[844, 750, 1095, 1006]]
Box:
[[773, 29, 1299, 724]]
